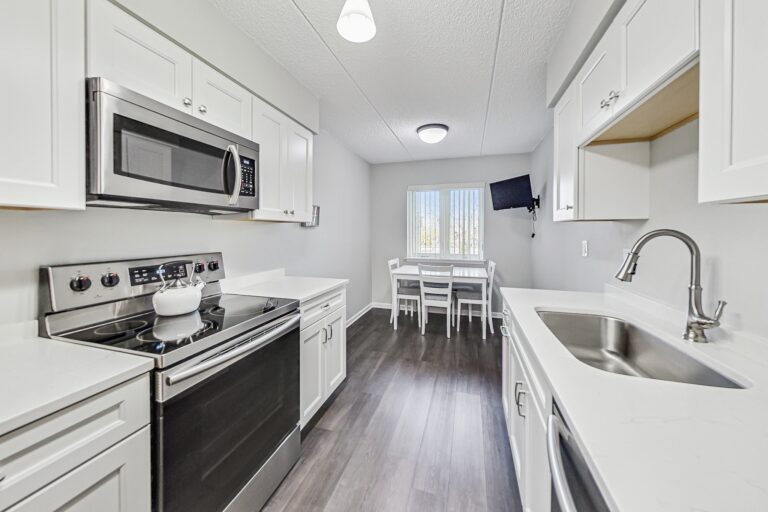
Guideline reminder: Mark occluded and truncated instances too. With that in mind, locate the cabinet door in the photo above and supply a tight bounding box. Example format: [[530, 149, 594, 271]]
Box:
[[524, 405, 551, 512], [0, 0, 85, 210], [700, 0, 768, 203], [324, 308, 347, 396], [577, 27, 621, 140], [252, 96, 288, 218], [8, 427, 151, 512], [553, 83, 579, 221], [508, 340, 527, 497], [615, 0, 698, 112], [192, 59, 252, 138], [284, 121, 314, 221], [501, 332, 510, 420], [87, 0, 193, 113], [300, 321, 325, 428]]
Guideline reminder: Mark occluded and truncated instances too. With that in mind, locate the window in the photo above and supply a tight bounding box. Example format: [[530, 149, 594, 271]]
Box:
[[407, 183, 484, 260]]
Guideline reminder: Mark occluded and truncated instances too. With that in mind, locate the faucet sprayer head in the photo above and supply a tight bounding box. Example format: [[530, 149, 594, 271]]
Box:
[[615, 252, 640, 282]]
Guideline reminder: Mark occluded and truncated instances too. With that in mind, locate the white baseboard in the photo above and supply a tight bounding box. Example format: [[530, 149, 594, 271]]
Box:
[[371, 301, 502, 319], [347, 303, 373, 327]]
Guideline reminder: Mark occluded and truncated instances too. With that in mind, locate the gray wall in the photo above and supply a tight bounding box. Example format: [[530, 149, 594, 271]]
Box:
[[530, 120, 768, 334], [370, 154, 536, 312], [0, 130, 372, 324]]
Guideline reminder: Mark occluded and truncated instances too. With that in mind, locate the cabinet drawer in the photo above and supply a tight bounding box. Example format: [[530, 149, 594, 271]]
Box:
[[301, 288, 345, 330], [0, 375, 149, 510], [7, 426, 151, 512]]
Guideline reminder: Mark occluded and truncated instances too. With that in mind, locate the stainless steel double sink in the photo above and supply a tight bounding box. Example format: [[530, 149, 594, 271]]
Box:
[[537, 311, 743, 389]]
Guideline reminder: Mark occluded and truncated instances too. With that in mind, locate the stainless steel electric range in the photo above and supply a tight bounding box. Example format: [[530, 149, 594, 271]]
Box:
[[38, 253, 301, 512]]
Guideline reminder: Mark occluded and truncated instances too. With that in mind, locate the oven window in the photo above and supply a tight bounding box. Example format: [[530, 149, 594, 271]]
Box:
[[155, 328, 299, 512], [113, 114, 235, 195]]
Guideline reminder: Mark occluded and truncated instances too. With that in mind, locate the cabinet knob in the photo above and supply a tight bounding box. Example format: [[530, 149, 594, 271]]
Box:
[[290, 210, 295, 215], [283, 209, 289, 214], [198, 105, 208, 114], [565, 205, 573, 210], [182, 97, 192, 106]]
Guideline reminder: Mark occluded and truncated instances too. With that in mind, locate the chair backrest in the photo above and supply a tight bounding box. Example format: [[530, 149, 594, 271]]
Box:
[[418, 264, 453, 303], [387, 258, 400, 279], [487, 260, 496, 298]]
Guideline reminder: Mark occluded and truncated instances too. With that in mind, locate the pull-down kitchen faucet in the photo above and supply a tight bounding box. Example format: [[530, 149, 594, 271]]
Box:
[[615, 229, 726, 343]]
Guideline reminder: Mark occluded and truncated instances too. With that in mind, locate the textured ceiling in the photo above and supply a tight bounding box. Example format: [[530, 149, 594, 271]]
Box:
[[209, 0, 572, 164]]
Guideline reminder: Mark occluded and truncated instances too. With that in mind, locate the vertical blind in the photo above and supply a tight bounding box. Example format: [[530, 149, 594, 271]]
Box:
[[407, 184, 484, 260]]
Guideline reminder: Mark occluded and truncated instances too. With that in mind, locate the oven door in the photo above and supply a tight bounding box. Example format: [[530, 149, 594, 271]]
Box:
[[154, 312, 300, 512], [88, 78, 259, 212]]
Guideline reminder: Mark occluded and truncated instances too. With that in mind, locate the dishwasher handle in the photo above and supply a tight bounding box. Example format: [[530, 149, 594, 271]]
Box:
[[547, 414, 578, 512]]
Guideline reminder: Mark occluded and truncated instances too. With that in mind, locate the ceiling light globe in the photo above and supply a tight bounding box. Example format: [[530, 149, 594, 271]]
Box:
[[337, 0, 377, 43], [417, 124, 449, 144]]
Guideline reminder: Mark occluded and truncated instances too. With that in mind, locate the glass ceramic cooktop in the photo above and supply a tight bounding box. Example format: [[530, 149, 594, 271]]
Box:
[[60, 294, 294, 356]]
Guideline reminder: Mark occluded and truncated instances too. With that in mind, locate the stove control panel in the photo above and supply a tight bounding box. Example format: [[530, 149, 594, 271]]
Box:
[[40, 252, 226, 313]]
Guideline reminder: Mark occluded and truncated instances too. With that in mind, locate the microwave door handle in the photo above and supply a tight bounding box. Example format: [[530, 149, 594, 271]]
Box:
[[547, 414, 579, 512], [224, 144, 243, 206]]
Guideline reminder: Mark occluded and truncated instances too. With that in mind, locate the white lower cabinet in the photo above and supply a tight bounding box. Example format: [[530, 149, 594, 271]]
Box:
[[502, 304, 551, 511], [8, 427, 151, 512], [299, 288, 347, 429], [0, 0, 85, 210]]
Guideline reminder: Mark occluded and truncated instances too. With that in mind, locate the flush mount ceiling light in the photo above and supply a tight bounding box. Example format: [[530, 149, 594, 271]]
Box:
[[337, 0, 377, 43], [417, 124, 449, 144]]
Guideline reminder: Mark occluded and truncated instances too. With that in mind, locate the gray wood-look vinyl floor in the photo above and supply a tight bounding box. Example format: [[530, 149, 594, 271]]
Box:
[[263, 308, 523, 512]]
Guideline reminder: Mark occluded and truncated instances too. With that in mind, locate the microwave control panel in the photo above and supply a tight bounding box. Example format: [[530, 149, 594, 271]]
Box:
[[239, 156, 256, 197]]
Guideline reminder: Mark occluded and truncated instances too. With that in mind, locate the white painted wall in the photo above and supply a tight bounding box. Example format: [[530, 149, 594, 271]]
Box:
[[113, 0, 319, 132], [546, 0, 626, 106], [0, 131, 371, 324], [530, 120, 768, 335], [370, 154, 535, 311]]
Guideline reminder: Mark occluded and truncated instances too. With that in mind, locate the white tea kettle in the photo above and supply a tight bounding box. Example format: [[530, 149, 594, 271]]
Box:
[[152, 260, 206, 317]]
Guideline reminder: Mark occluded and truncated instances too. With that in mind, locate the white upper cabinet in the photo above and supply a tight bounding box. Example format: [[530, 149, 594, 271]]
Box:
[[252, 96, 286, 218], [577, 26, 621, 141], [87, 0, 193, 113], [614, 0, 699, 114], [192, 59, 252, 139], [284, 121, 314, 221], [699, 0, 768, 203], [0, 0, 85, 210], [553, 83, 579, 221]]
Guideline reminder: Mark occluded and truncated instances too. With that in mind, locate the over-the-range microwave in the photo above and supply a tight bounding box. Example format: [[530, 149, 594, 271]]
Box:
[[86, 77, 259, 214]]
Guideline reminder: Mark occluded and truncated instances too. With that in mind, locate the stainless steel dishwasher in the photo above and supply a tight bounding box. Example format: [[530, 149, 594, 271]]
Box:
[[548, 403, 611, 512]]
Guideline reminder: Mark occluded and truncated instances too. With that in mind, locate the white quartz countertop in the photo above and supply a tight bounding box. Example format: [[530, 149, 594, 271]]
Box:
[[221, 271, 348, 303], [0, 328, 153, 437], [500, 287, 768, 512]]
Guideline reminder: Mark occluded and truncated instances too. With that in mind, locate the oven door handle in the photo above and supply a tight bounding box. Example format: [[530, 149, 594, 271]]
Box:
[[165, 313, 300, 386], [547, 414, 578, 512], [223, 144, 243, 206]]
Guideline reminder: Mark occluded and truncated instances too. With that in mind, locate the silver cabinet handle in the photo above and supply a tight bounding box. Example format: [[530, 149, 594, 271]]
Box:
[[321, 303, 331, 311], [290, 210, 295, 215], [599, 98, 610, 110], [500, 325, 511, 338], [516, 390, 526, 417], [198, 104, 208, 114], [223, 145, 243, 206], [0, 473, 5, 483], [608, 89, 620, 102], [283, 209, 289, 214], [166, 314, 300, 386], [322, 327, 328, 344], [182, 97, 192, 106], [565, 205, 574, 210], [328, 324, 333, 340], [547, 415, 578, 512], [513, 381, 522, 403], [503, 308, 510, 316]]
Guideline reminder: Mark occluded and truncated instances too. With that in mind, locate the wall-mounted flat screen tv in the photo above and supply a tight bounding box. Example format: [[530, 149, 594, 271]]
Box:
[[490, 174, 534, 211]]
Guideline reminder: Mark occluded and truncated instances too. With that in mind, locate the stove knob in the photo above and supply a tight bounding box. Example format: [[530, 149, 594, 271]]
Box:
[[194, 262, 206, 274], [69, 275, 92, 292], [100, 272, 120, 288], [208, 261, 220, 271]]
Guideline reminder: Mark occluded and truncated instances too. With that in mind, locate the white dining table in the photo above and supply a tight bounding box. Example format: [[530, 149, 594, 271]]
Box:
[[391, 264, 490, 339]]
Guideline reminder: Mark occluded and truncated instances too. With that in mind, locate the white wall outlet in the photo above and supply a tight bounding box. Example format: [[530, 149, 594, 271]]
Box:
[[582, 240, 589, 257]]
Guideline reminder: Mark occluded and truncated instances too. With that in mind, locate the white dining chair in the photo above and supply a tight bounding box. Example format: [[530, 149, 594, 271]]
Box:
[[388, 258, 421, 330], [418, 264, 454, 338], [456, 260, 496, 334]]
